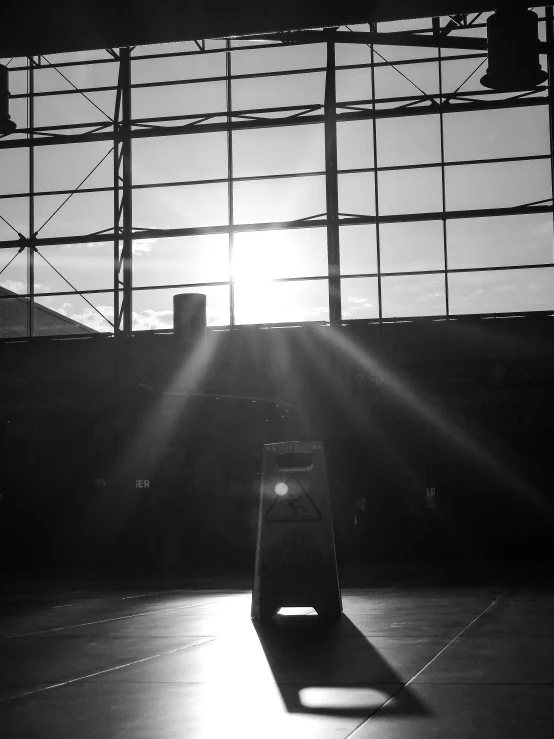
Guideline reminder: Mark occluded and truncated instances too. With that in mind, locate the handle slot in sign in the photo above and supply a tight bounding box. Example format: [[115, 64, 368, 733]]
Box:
[[275, 452, 314, 470]]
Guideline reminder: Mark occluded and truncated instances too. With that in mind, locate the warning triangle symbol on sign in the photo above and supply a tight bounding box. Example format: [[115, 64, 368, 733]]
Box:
[[265, 477, 321, 522]]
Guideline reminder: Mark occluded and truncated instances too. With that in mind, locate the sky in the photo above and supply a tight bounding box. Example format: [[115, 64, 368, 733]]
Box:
[[0, 10, 553, 333]]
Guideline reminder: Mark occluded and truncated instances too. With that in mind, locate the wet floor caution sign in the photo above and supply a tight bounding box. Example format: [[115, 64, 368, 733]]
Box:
[[251, 441, 342, 620]]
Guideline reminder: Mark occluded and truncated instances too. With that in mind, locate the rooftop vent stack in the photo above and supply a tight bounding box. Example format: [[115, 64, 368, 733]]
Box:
[[173, 293, 207, 351], [0, 65, 17, 136], [481, 7, 547, 92]]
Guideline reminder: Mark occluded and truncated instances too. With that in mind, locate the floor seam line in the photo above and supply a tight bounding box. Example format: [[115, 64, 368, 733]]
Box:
[[0, 637, 218, 704], [344, 587, 510, 738], [4, 599, 225, 639]]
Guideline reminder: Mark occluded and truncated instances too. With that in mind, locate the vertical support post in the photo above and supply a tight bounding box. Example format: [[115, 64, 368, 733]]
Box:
[[226, 40, 235, 327], [27, 57, 35, 337], [324, 41, 341, 327], [113, 56, 122, 337], [369, 26, 383, 324], [121, 48, 133, 335], [546, 7, 554, 237], [433, 16, 450, 318], [114, 48, 132, 337]]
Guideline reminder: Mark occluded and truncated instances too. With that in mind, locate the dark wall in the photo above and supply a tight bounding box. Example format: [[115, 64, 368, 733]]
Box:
[[0, 315, 553, 575]]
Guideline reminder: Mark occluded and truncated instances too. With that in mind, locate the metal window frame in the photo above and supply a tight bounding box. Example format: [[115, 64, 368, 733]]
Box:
[[1, 12, 553, 337]]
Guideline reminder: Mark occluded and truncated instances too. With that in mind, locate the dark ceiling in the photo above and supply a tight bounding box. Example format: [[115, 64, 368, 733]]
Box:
[[0, 1, 505, 58]]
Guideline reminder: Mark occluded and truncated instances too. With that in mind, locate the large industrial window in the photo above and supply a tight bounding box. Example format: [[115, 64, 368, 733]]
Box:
[[1, 9, 553, 337]]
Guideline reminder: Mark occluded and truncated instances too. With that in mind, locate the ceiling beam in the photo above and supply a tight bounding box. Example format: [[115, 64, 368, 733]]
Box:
[[252, 29, 489, 51], [0, 1, 516, 58]]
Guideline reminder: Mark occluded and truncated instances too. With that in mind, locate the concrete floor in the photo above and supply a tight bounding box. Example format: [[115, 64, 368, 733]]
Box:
[[1, 580, 553, 738]]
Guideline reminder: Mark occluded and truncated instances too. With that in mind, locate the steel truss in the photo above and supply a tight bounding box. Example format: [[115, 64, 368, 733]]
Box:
[[1, 13, 554, 336], [113, 47, 133, 335]]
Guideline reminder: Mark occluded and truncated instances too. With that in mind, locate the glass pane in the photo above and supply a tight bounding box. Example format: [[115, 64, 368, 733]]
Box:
[[132, 81, 226, 119], [336, 43, 371, 68], [376, 115, 441, 167], [132, 52, 226, 83], [341, 277, 379, 319], [233, 125, 324, 177], [234, 278, 329, 325], [232, 72, 324, 111], [382, 274, 446, 317], [5, 66, 27, 96], [0, 293, 28, 338], [40, 49, 115, 67], [34, 291, 113, 335], [233, 228, 327, 281], [133, 183, 228, 229], [34, 59, 118, 92], [444, 107, 550, 162], [133, 133, 228, 184], [340, 225, 378, 275], [446, 160, 552, 211], [378, 167, 442, 215], [448, 214, 554, 270], [34, 142, 113, 193], [375, 18, 438, 62], [337, 120, 374, 170], [4, 63, 28, 137], [380, 220, 444, 273], [33, 242, 113, 293], [133, 285, 230, 329], [0, 248, 27, 294], [0, 149, 28, 195], [4, 96, 28, 137], [0, 197, 28, 241], [441, 56, 488, 95], [448, 267, 554, 314], [447, 15, 489, 40], [337, 68, 372, 102], [35, 90, 116, 128], [233, 176, 326, 224], [133, 234, 229, 287], [34, 191, 113, 238], [339, 173, 375, 216], [374, 62, 439, 100], [231, 44, 325, 75]]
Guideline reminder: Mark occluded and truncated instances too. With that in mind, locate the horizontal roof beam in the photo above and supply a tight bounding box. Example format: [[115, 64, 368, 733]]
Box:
[[0, 1, 508, 58]]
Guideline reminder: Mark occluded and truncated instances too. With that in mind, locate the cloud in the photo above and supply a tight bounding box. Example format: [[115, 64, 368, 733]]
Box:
[[62, 238, 158, 254], [531, 219, 554, 237], [206, 310, 225, 326], [345, 299, 374, 313], [132, 309, 173, 331], [298, 305, 329, 321], [493, 284, 517, 294], [133, 238, 158, 255], [0, 280, 52, 294], [0, 279, 25, 293], [64, 304, 114, 331], [54, 303, 69, 316], [61, 241, 104, 250]]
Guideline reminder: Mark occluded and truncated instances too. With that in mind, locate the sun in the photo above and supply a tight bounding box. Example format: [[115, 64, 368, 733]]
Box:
[[231, 234, 280, 324], [230, 229, 328, 324]]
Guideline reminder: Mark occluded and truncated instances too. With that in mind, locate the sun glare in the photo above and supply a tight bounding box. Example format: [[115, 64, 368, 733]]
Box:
[[231, 234, 282, 324]]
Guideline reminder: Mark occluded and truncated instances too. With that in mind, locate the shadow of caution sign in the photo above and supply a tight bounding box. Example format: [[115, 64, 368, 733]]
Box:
[[252, 441, 342, 621]]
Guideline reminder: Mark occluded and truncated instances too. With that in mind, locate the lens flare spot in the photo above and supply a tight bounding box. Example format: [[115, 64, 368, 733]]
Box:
[[275, 482, 288, 496]]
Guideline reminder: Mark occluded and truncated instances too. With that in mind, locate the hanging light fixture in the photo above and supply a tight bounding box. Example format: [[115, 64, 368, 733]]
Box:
[[481, 6, 547, 92], [0, 64, 17, 136]]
